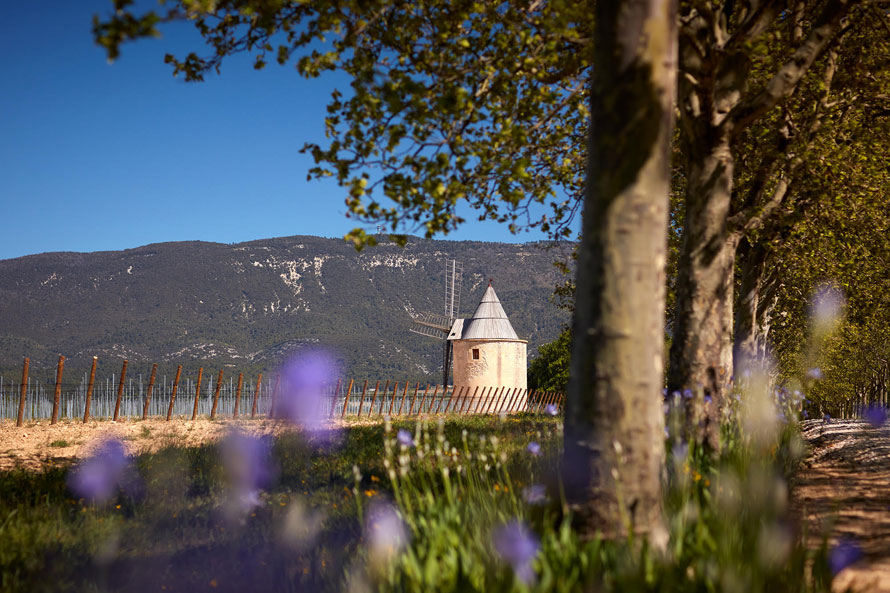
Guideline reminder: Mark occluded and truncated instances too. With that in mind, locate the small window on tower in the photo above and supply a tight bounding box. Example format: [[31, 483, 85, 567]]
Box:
[[472, 348, 480, 360]]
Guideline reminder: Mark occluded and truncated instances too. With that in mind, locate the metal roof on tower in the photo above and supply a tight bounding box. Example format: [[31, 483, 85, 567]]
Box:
[[447, 282, 521, 341]]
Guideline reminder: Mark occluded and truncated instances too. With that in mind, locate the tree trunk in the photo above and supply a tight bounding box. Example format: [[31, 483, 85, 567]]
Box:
[[668, 138, 738, 410], [733, 239, 777, 378], [565, 0, 675, 544]]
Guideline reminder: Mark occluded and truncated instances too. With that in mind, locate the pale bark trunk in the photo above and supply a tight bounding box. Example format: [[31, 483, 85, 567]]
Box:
[[565, 0, 675, 544], [733, 239, 777, 378]]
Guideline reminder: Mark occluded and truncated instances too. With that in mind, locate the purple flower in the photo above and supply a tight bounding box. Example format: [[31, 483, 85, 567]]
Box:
[[522, 484, 548, 505], [493, 520, 539, 584], [544, 404, 558, 416], [68, 439, 131, 503], [221, 430, 278, 512], [671, 441, 689, 463], [683, 389, 694, 399], [823, 413, 832, 424], [807, 367, 824, 380], [864, 405, 887, 428], [829, 538, 862, 575], [397, 429, 414, 447], [365, 502, 409, 563], [278, 350, 339, 430], [526, 441, 541, 456], [802, 410, 809, 419], [704, 395, 713, 404]]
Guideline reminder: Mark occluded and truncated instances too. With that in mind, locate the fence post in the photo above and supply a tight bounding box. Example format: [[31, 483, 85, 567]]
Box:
[[395, 382, 408, 416], [359, 379, 380, 418], [387, 381, 398, 416], [50, 355, 66, 425], [113, 360, 128, 422], [341, 379, 355, 419], [233, 372, 244, 418], [210, 369, 224, 420], [142, 363, 158, 420], [482, 386, 499, 415], [329, 378, 342, 418], [250, 373, 262, 419], [444, 385, 462, 414], [505, 387, 520, 413], [82, 357, 98, 424], [166, 365, 182, 421], [16, 357, 29, 427], [355, 379, 369, 418], [417, 384, 430, 415], [433, 385, 447, 415], [191, 367, 204, 421], [407, 383, 420, 416], [460, 386, 478, 414]]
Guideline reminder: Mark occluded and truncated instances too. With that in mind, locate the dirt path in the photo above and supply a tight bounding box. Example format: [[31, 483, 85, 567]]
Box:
[[795, 419, 890, 592]]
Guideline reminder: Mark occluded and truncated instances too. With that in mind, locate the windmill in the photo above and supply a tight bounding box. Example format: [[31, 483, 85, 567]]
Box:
[[409, 259, 463, 386]]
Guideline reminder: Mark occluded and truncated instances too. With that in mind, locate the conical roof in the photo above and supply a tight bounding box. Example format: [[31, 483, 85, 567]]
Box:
[[459, 283, 520, 340]]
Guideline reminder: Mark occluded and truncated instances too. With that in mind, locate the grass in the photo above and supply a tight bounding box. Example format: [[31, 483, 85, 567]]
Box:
[[0, 415, 555, 593], [0, 407, 837, 593]]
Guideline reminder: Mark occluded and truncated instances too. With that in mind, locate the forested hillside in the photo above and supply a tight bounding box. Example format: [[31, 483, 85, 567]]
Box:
[[0, 235, 571, 382]]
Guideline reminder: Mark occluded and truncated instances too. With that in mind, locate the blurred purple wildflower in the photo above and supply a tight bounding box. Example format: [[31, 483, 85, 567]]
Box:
[[221, 430, 278, 512], [810, 284, 845, 328], [366, 502, 409, 559], [493, 520, 539, 584], [526, 441, 541, 456], [829, 538, 862, 575], [278, 350, 339, 431], [397, 429, 414, 447], [544, 404, 558, 416], [807, 367, 824, 380], [671, 441, 689, 463], [824, 413, 832, 424], [68, 439, 131, 503], [683, 389, 693, 399], [522, 484, 548, 505], [864, 405, 887, 428], [704, 395, 713, 404]]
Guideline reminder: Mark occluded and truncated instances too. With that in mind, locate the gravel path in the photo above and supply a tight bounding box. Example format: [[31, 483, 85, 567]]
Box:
[[796, 419, 890, 592]]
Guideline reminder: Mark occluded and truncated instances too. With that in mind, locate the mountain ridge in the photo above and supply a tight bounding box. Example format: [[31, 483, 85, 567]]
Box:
[[0, 235, 573, 382]]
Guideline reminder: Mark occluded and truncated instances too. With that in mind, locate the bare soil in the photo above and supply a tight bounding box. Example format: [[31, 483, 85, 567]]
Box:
[[795, 419, 890, 592], [0, 417, 302, 471]]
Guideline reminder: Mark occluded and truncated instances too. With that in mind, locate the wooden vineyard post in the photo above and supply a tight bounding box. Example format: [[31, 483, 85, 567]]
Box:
[[417, 384, 430, 415], [250, 373, 262, 419], [268, 374, 281, 419], [83, 357, 98, 423], [210, 369, 224, 420], [50, 355, 65, 425], [16, 357, 29, 427], [354, 380, 369, 418], [113, 360, 128, 422], [507, 388, 525, 413], [387, 381, 399, 416], [460, 386, 478, 415], [434, 385, 447, 414], [556, 392, 565, 412], [396, 382, 410, 416], [452, 386, 469, 414], [484, 386, 499, 414], [190, 367, 203, 421], [444, 385, 463, 414], [233, 373, 244, 418], [341, 379, 355, 419], [166, 365, 182, 421], [493, 387, 510, 414], [370, 380, 386, 417], [329, 378, 342, 418], [472, 387, 487, 414], [503, 387, 519, 413], [407, 383, 420, 416], [141, 363, 158, 420]]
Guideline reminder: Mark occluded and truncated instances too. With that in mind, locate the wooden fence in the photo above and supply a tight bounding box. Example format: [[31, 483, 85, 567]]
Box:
[[1, 356, 564, 425]]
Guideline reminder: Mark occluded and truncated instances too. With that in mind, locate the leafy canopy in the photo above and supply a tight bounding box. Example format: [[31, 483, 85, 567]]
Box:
[[95, 0, 593, 248]]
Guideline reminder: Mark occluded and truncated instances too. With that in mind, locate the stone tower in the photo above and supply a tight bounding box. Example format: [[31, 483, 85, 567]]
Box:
[[448, 282, 527, 410]]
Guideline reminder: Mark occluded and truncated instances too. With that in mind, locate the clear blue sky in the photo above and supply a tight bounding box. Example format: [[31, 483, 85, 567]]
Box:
[[0, 1, 577, 261]]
